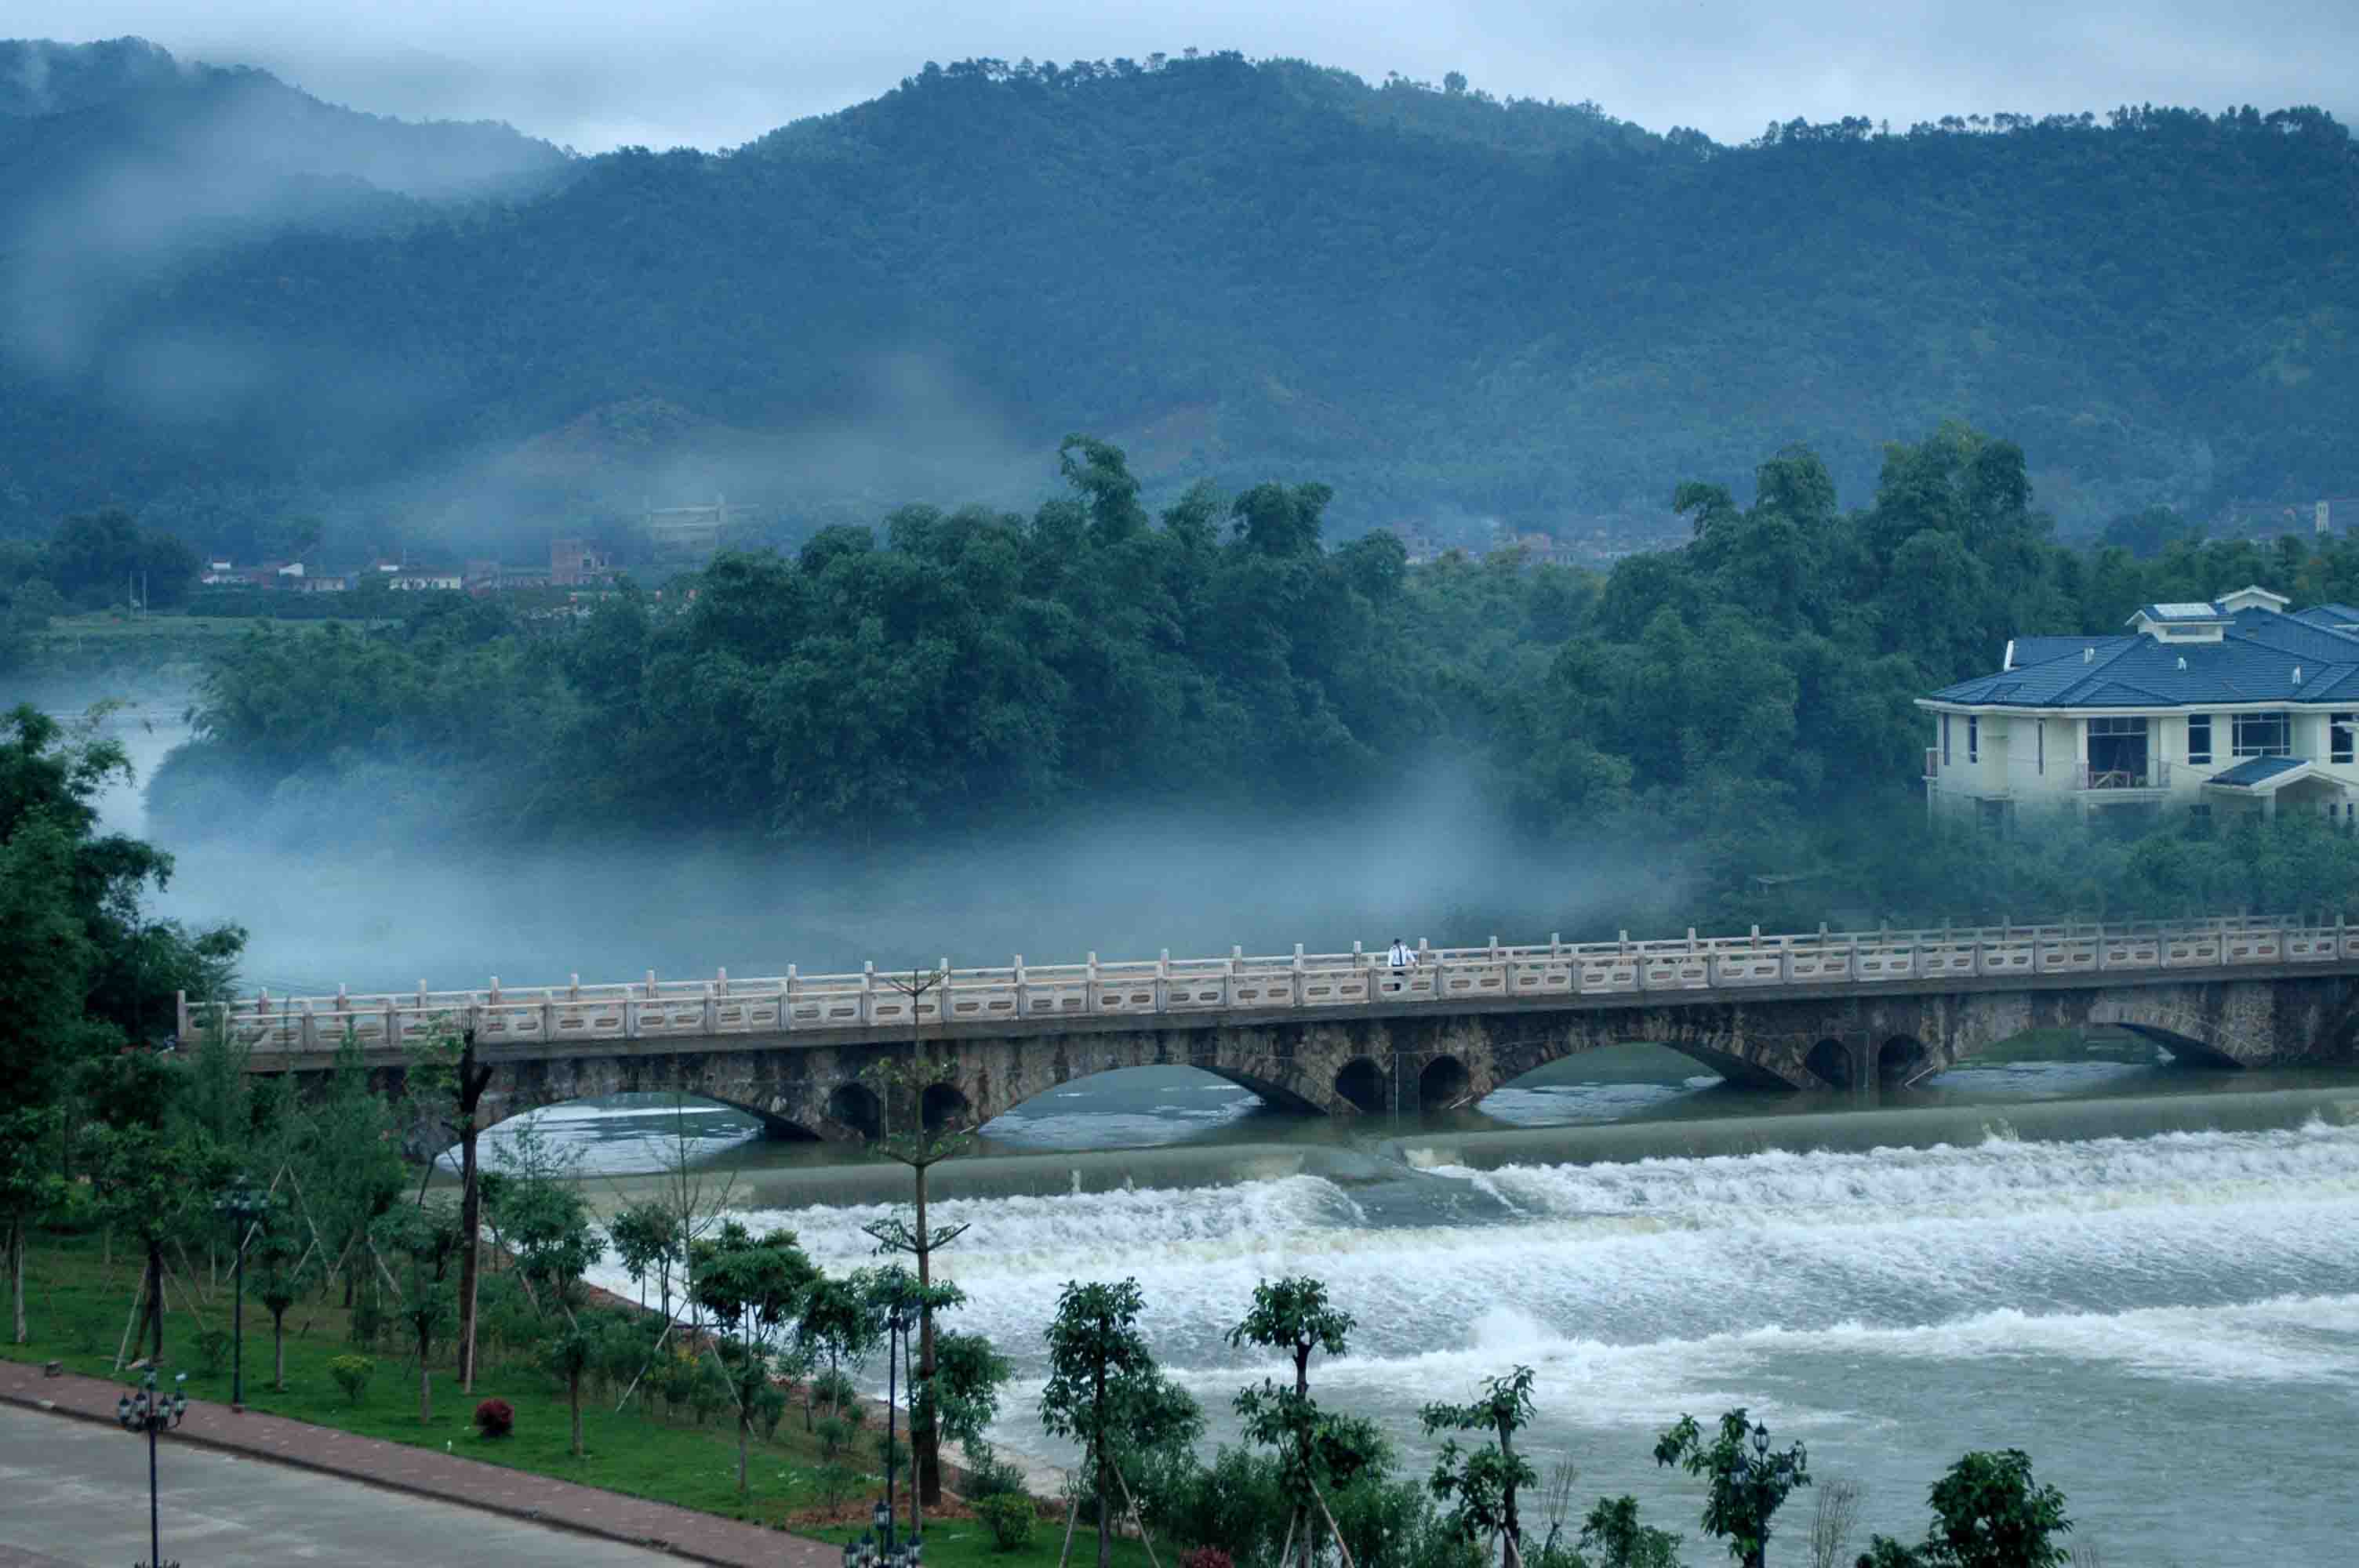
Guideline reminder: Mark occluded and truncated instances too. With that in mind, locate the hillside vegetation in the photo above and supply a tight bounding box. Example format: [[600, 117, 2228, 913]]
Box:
[[0, 46, 2352, 543]]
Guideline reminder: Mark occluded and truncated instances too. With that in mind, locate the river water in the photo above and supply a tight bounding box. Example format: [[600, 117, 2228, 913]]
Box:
[[526, 1059, 2359, 1567], [62, 702, 2359, 1561]]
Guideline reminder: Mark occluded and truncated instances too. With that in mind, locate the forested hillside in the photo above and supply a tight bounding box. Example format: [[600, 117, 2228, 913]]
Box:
[[2, 47, 2353, 545], [150, 425, 2359, 927]]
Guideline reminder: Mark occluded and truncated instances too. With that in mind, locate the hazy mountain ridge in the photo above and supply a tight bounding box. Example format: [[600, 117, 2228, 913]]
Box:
[[1, 44, 2353, 545]]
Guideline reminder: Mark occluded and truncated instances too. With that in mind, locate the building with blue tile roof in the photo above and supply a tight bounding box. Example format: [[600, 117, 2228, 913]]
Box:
[[1919, 586, 2359, 829]]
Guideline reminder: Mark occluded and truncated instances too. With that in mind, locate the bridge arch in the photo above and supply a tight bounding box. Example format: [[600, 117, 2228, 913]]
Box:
[[1877, 1034, 1929, 1087], [921, 1081, 971, 1131], [827, 1083, 883, 1139], [1805, 1038, 1855, 1090], [1333, 1056, 1388, 1115], [1419, 1054, 1474, 1110]]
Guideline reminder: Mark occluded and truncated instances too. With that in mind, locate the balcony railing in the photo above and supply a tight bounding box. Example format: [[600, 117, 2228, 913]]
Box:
[[2076, 759, 2170, 791]]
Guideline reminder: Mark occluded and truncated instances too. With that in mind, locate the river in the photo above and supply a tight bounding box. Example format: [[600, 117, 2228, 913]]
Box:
[[63, 701, 2359, 1562], [516, 1058, 2359, 1568]]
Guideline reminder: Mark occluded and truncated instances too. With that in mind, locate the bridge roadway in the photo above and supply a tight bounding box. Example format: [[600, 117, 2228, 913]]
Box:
[[191, 915, 2359, 1145]]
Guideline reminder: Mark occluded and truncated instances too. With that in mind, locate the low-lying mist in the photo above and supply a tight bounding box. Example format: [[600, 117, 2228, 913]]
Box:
[[136, 756, 1691, 996]]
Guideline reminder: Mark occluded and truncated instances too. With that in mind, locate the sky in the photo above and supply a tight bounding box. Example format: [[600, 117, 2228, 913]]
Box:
[[11, 1, 2357, 152]]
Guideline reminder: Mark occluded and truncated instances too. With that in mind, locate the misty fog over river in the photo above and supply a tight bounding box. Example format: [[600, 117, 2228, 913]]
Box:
[[78, 700, 2359, 1563]]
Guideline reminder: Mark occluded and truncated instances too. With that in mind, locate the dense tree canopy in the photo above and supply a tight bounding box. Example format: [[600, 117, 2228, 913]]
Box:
[[146, 425, 2359, 933]]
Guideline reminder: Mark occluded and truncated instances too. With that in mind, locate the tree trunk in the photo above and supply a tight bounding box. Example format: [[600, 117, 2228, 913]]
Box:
[[1093, 1358, 1110, 1568], [456, 1034, 490, 1393], [737, 1407, 750, 1497], [272, 1310, 287, 1390], [571, 1370, 585, 1457], [9, 1221, 24, 1345], [914, 1160, 942, 1506], [146, 1242, 165, 1359], [420, 1363, 432, 1425]]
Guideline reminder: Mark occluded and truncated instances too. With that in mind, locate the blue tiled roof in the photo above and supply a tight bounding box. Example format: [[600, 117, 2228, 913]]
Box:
[[2208, 756, 2310, 788], [2293, 604, 2359, 629], [1928, 603, 2359, 709]]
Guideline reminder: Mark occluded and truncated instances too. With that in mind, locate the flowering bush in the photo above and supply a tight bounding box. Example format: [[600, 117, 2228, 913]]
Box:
[[474, 1397, 515, 1439]]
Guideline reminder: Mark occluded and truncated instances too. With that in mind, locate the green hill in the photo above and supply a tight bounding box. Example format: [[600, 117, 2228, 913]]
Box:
[[2, 47, 2353, 543]]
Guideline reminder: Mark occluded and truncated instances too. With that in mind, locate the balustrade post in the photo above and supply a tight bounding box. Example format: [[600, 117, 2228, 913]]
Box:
[[301, 1000, 318, 1054], [1088, 952, 1100, 1013], [718, 967, 729, 996], [863, 962, 877, 1026], [702, 982, 718, 1033], [176, 989, 189, 1043], [1292, 943, 1306, 1007], [1157, 949, 1171, 1014]]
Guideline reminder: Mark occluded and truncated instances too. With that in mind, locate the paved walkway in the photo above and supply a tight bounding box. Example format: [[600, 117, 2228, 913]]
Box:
[[0, 1360, 836, 1568], [0, 1404, 675, 1566]]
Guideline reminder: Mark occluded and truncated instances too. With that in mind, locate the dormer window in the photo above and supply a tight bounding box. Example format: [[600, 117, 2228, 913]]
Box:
[[2215, 585, 2291, 615], [2128, 603, 2229, 642]]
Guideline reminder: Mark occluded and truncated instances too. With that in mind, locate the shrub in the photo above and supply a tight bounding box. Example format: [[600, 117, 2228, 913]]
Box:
[[474, 1397, 515, 1439], [328, 1354, 375, 1407], [961, 1442, 1030, 1501], [194, 1327, 232, 1376], [976, 1493, 1038, 1552], [348, 1298, 388, 1349], [812, 1367, 860, 1415], [815, 1415, 855, 1459], [815, 1462, 862, 1510], [1180, 1550, 1233, 1568]]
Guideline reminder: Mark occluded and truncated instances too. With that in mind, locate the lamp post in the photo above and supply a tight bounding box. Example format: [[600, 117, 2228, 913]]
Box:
[[215, 1181, 269, 1411], [115, 1369, 187, 1568]]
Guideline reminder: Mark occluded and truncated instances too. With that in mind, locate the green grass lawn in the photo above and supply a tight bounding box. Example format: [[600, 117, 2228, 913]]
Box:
[[1, 1225, 1120, 1567]]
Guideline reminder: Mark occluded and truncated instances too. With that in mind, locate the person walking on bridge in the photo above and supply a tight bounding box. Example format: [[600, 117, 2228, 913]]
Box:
[[1387, 937, 1416, 970]]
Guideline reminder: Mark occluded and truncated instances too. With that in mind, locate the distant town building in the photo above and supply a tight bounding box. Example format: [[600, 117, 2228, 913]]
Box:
[[387, 568, 463, 591], [550, 537, 614, 586], [645, 495, 732, 558]]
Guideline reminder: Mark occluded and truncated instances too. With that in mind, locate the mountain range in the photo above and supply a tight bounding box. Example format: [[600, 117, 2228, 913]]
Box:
[[2, 38, 2354, 552]]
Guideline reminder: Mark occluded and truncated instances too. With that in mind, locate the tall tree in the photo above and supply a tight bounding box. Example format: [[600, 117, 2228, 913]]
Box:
[[692, 1220, 818, 1498], [1038, 1278, 1203, 1568], [1229, 1276, 1372, 1568], [857, 966, 976, 1507], [1655, 1407, 1812, 1568], [1423, 1365, 1542, 1563]]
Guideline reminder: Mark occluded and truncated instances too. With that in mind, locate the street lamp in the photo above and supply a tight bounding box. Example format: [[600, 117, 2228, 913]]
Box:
[[214, 1181, 270, 1411], [116, 1369, 187, 1568], [874, 1496, 893, 1554]]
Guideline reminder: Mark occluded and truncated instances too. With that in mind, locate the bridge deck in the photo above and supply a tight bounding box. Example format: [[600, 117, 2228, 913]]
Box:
[[191, 914, 2359, 1065]]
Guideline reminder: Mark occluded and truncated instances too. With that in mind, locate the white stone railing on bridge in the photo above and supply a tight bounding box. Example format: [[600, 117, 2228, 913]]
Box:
[[185, 913, 2359, 1058]]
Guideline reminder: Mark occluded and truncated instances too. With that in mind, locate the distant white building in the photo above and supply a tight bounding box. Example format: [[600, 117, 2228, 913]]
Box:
[[1920, 586, 2359, 831]]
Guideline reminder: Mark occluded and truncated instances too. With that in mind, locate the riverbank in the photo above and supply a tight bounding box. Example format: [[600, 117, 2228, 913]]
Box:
[[0, 1227, 1129, 1568]]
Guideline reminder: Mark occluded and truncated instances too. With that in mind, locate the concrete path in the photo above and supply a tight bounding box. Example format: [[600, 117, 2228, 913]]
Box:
[[0, 1403, 675, 1566], [0, 1360, 835, 1567]]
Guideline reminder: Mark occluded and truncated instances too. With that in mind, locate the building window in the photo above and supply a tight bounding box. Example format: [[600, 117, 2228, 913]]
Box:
[[2187, 713, 2212, 764], [1941, 713, 1950, 766], [2232, 711, 2292, 758], [1967, 715, 1979, 763], [2335, 713, 2355, 765]]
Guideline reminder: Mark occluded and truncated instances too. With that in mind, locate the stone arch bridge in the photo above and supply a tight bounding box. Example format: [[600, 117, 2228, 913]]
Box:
[[199, 917, 2359, 1151]]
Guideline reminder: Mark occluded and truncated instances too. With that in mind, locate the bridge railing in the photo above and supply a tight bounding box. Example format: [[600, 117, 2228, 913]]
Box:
[[186, 913, 2353, 1055]]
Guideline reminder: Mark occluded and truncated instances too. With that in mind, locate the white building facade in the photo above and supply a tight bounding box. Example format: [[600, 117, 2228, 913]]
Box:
[[1920, 586, 2359, 830]]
